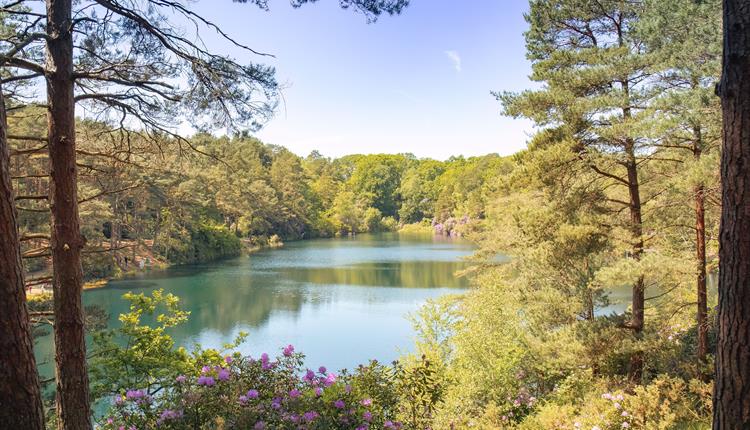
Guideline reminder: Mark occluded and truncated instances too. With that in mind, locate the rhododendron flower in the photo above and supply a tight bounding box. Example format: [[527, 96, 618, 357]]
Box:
[[283, 344, 295, 356], [363, 411, 373, 422], [201, 365, 211, 374], [224, 356, 233, 364], [158, 409, 183, 424], [260, 353, 273, 370], [318, 366, 327, 374], [271, 398, 282, 409], [304, 369, 315, 382], [315, 387, 323, 397], [324, 373, 337, 387], [289, 389, 301, 399], [197, 376, 215, 386], [622, 423, 630, 429], [254, 421, 266, 429], [247, 389, 259, 399], [334, 399, 345, 409], [303, 411, 319, 422], [361, 398, 372, 407], [125, 390, 145, 400], [217, 368, 230, 381], [175, 375, 186, 383]]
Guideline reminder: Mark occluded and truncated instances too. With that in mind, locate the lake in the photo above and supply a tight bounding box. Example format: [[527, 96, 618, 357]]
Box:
[[34, 233, 474, 379]]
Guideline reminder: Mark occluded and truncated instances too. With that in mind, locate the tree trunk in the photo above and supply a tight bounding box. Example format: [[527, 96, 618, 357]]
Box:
[[0, 82, 46, 430], [696, 182, 708, 364], [713, 0, 750, 427], [46, 0, 92, 428], [694, 130, 708, 367], [626, 154, 645, 383]]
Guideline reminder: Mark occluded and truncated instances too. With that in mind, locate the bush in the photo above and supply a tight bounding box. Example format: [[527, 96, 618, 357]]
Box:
[[380, 216, 399, 232], [364, 207, 383, 233], [92, 290, 447, 430], [100, 351, 405, 430]]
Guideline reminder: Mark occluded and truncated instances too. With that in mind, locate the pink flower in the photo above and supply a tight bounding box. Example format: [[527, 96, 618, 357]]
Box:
[[217, 368, 230, 381], [289, 389, 301, 399], [197, 376, 215, 386], [283, 344, 295, 357], [324, 373, 337, 387], [224, 356, 233, 364], [361, 398, 372, 407], [334, 399, 345, 409]]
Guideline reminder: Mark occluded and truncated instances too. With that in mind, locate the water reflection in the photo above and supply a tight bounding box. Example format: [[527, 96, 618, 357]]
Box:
[[35, 233, 473, 377]]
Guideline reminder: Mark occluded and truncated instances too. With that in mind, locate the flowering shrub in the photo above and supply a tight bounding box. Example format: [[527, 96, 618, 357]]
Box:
[[100, 347, 405, 430], [515, 375, 712, 430], [92, 290, 440, 430]]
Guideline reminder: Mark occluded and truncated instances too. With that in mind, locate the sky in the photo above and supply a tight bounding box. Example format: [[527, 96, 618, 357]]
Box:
[[185, 0, 537, 160]]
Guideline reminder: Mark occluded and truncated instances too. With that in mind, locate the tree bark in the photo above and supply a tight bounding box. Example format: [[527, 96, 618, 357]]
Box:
[[626, 151, 645, 383], [696, 182, 708, 363], [694, 130, 708, 367], [0, 82, 46, 429], [46, 0, 92, 428], [713, 0, 750, 427]]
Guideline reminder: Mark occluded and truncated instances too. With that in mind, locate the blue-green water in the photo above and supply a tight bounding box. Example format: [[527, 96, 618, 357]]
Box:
[[35, 233, 473, 378]]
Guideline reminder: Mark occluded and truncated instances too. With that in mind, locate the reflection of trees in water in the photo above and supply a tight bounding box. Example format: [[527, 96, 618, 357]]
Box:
[[174, 282, 305, 337], [283, 261, 470, 289]]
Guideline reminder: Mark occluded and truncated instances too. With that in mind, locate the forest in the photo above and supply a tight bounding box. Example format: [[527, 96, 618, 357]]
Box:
[[12, 107, 507, 280], [2, 0, 750, 429]]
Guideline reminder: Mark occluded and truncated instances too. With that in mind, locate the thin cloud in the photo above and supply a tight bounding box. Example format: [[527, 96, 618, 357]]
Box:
[[444, 50, 462, 72]]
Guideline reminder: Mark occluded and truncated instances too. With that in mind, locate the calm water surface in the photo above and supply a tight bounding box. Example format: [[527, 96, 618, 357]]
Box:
[[35, 233, 473, 378]]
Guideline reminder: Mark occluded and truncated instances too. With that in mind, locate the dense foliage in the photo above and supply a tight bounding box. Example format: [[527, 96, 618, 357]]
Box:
[[11, 113, 504, 280]]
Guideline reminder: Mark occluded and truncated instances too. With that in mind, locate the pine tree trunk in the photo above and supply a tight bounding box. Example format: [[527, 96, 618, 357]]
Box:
[[713, 0, 750, 427], [0, 82, 46, 430], [46, 0, 92, 428], [694, 127, 708, 367], [626, 145, 645, 384], [695, 182, 708, 364]]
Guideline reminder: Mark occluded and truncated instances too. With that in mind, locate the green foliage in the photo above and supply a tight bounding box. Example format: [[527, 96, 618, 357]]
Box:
[[91, 290, 456, 430], [156, 219, 241, 265], [90, 290, 194, 400]]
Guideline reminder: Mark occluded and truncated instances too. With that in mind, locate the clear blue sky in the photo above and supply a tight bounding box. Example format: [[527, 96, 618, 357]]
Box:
[[188, 0, 535, 160]]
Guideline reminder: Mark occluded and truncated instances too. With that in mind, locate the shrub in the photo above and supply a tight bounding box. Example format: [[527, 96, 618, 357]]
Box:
[[92, 290, 445, 430]]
